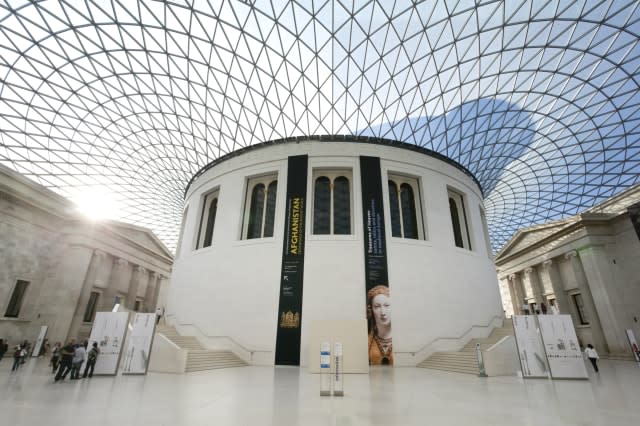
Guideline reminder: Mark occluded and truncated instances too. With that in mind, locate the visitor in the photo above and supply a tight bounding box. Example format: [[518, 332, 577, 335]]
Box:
[[50, 342, 61, 373], [70, 343, 86, 379], [11, 345, 26, 371], [0, 339, 6, 361], [367, 285, 393, 365], [54, 339, 76, 382], [155, 306, 165, 325], [83, 342, 99, 378], [585, 343, 599, 373]]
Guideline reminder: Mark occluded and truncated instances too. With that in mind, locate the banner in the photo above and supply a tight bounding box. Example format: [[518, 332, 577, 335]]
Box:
[[31, 325, 48, 358], [360, 156, 393, 365], [275, 155, 308, 365], [512, 315, 548, 378], [86, 311, 129, 375], [122, 313, 156, 374], [538, 315, 588, 379], [629, 201, 640, 241]]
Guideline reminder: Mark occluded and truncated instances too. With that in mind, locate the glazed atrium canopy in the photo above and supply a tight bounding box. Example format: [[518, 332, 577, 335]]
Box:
[[1, 0, 640, 253]]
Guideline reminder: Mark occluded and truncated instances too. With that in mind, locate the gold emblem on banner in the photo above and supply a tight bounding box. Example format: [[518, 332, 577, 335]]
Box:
[[280, 311, 300, 328]]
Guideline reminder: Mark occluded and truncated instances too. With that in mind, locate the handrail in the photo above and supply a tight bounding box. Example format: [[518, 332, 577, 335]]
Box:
[[164, 314, 271, 355], [395, 314, 504, 355]]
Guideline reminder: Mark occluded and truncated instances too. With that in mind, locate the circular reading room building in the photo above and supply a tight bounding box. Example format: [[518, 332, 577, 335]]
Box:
[[168, 136, 503, 368]]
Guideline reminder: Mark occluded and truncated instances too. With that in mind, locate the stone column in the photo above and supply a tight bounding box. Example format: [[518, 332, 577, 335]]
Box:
[[540, 259, 570, 313], [144, 271, 158, 312], [127, 265, 146, 310], [509, 273, 525, 314], [576, 246, 628, 355], [67, 250, 107, 338], [99, 257, 128, 311], [524, 267, 544, 308]]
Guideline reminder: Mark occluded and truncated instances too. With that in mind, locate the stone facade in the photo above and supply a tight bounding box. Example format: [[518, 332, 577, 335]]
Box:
[[0, 165, 173, 347], [496, 184, 640, 358]]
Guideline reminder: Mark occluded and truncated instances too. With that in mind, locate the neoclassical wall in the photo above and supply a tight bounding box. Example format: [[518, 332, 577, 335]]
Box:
[[496, 185, 640, 358], [0, 165, 173, 346], [169, 139, 503, 366]]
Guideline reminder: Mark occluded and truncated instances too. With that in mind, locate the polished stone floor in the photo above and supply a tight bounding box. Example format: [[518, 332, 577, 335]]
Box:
[[1, 358, 639, 426]]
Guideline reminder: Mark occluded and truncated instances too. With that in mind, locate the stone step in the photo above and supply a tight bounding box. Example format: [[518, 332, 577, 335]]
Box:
[[185, 350, 247, 372]]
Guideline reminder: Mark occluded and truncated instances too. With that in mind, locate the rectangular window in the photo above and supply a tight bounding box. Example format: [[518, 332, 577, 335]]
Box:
[[196, 190, 219, 249], [572, 293, 589, 325], [388, 174, 424, 239], [242, 174, 278, 239], [4, 280, 29, 318], [83, 291, 100, 322], [133, 300, 141, 312], [312, 169, 352, 235], [447, 188, 472, 250]]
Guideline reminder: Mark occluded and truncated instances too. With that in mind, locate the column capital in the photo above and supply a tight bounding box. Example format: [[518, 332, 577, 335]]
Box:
[[542, 259, 553, 268], [564, 250, 578, 260], [94, 249, 108, 259], [115, 258, 128, 267], [135, 265, 147, 274], [508, 273, 518, 281], [524, 267, 534, 275]]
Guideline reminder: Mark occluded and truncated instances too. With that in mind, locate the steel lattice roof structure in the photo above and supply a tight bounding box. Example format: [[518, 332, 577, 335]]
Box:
[[1, 0, 639, 253]]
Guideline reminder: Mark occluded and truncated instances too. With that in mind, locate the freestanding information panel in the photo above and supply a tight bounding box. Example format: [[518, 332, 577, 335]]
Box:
[[31, 325, 48, 358], [512, 315, 549, 378], [320, 342, 331, 396], [87, 311, 130, 375], [538, 315, 588, 379], [122, 313, 156, 374]]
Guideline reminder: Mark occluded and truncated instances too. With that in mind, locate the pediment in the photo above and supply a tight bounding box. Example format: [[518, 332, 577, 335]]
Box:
[[106, 222, 173, 259], [497, 219, 575, 259]]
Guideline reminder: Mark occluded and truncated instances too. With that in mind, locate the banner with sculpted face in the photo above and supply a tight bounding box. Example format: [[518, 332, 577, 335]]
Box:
[[360, 156, 393, 365], [275, 155, 308, 366]]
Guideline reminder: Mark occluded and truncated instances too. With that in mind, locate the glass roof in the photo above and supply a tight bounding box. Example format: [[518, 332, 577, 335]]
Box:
[[1, 0, 639, 253]]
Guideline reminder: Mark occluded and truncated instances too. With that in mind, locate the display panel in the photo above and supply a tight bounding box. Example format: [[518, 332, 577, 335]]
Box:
[[537, 315, 588, 379], [512, 315, 548, 378], [122, 313, 156, 375], [86, 311, 130, 375]]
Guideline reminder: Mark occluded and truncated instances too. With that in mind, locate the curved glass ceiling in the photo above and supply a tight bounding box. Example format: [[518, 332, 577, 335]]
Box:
[[1, 0, 639, 253]]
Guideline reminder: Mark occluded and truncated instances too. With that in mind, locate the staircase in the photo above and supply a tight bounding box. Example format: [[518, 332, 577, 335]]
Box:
[[156, 325, 248, 372], [417, 324, 514, 375]]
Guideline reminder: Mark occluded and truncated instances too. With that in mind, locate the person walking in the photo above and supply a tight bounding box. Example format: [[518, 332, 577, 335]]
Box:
[[50, 342, 61, 373], [54, 340, 75, 382], [585, 343, 599, 373], [11, 345, 25, 371], [83, 342, 99, 378]]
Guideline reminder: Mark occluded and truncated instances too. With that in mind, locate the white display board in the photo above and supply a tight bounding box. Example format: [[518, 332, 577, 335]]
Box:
[[87, 312, 130, 375], [320, 342, 331, 396], [512, 315, 549, 378], [625, 329, 640, 363], [31, 325, 48, 358], [122, 313, 156, 375], [538, 315, 588, 379]]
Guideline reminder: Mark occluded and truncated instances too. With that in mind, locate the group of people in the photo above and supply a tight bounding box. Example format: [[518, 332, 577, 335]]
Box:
[[51, 339, 100, 381]]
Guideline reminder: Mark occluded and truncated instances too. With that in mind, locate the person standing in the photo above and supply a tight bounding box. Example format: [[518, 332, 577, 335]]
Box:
[[12, 345, 26, 371], [54, 339, 75, 382], [155, 306, 165, 325], [83, 342, 99, 378], [70, 343, 86, 379], [585, 344, 599, 373], [50, 342, 61, 373]]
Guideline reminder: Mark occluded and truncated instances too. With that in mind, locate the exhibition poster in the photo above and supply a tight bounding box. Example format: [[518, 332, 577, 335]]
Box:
[[512, 315, 548, 378], [86, 311, 130, 375], [537, 315, 588, 379], [122, 313, 156, 374]]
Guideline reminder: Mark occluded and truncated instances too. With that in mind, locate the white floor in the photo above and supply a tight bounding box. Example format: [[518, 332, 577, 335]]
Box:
[[2, 358, 639, 426]]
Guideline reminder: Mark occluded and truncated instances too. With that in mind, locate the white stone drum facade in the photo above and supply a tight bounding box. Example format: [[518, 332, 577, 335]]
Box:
[[168, 137, 503, 367]]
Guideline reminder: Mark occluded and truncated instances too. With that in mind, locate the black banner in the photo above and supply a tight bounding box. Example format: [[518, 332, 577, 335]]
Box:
[[629, 201, 640, 241], [360, 156, 393, 365], [275, 155, 308, 365]]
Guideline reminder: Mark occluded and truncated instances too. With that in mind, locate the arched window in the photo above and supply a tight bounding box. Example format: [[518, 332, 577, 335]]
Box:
[[388, 174, 424, 239], [196, 190, 219, 249], [312, 170, 352, 235], [448, 188, 472, 250], [243, 175, 278, 239]]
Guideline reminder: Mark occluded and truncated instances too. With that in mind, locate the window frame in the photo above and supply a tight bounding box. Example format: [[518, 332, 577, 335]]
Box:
[[195, 188, 220, 249], [311, 169, 353, 236], [83, 291, 100, 323], [241, 173, 278, 240], [387, 173, 425, 240], [447, 188, 472, 250], [4, 279, 29, 318]]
